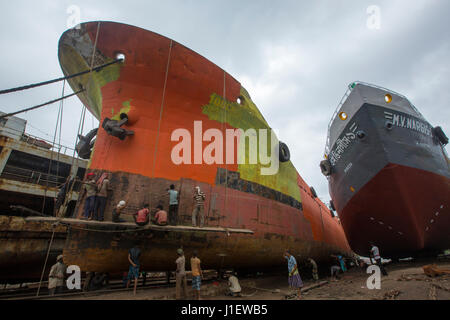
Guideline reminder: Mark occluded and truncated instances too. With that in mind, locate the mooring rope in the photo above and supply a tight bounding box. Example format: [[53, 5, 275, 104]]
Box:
[[0, 89, 85, 120], [0, 59, 122, 96]]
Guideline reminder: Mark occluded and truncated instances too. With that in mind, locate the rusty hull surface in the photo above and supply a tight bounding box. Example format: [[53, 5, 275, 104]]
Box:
[[0, 216, 67, 283], [66, 225, 344, 274], [67, 171, 350, 274]]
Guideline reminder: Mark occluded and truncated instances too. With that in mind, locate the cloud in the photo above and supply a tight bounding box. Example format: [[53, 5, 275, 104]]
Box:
[[0, 0, 448, 202]]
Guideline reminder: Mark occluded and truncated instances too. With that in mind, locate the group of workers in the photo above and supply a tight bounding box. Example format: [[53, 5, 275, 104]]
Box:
[[125, 245, 240, 299], [74, 171, 207, 227], [329, 243, 388, 281], [284, 243, 388, 299], [78, 172, 111, 221], [48, 244, 388, 298], [126, 245, 241, 299], [52, 172, 390, 299]]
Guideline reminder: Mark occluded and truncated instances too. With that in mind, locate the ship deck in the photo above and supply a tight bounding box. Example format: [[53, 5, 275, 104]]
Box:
[[24, 216, 254, 234]]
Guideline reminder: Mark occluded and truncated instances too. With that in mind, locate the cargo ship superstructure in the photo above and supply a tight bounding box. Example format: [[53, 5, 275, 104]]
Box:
[[321, 82, 450, 257], [0, 112, 87, 215], [55, 21, 352, 274]]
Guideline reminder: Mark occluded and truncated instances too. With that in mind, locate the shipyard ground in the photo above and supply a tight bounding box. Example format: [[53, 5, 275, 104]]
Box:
[[39, 259, 450, 300]]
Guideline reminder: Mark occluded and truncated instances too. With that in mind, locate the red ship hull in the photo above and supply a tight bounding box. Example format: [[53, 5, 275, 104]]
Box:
[[340, 163, 450, 257]]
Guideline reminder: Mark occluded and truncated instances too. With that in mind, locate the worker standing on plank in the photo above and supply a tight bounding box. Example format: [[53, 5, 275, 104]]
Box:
[[167, 184, 179, 225], [48, 254, 66, 295], [192, 186, 206, 228], [175, 248, 188, 300], [81, 173, 97, 220], [94, 172, 111, 221], [284, 249, 303, 300]]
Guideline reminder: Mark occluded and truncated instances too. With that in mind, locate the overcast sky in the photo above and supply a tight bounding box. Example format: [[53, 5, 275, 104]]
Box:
[[1, 0, 449, 201]]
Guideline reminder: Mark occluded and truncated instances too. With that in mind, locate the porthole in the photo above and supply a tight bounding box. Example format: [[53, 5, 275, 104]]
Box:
[[116, 52, 126, 62]]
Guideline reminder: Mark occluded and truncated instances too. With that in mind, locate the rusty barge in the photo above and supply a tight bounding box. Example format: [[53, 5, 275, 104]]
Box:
[[0, 113, 87, 282]]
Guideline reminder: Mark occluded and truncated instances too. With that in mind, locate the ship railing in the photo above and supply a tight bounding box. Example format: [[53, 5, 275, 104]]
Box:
[[1, 116, 79, 157], [324, 84, 353, 156], [0, 164, 76, 190], [20, 133, 78, 157], [324, 81, 423, 156]]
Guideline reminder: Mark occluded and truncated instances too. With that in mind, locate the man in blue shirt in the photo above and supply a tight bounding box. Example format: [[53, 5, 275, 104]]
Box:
[[338, 255, 347, 272], [284, 249, 303, 300], [167, 184, 179, 225], [331, 254, 347, 272]]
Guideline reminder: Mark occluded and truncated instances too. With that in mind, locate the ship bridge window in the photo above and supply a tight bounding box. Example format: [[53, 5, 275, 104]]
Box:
[[385, 94, 392, 104], [339, 112, 348, 121]]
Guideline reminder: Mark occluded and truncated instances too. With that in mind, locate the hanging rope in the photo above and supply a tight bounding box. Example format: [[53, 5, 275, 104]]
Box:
[[0, 89, 85, 120], [55, 81, 66, 185], [61, 23, 101, 218], [60, 105, 86, 218], [41, 83, 67, 215], [36, 228, 56, 296], [149, 39, 173, 209], [0, 59, 122, 96], [219, 71, 228, 227], [89, 22, 101, 72]]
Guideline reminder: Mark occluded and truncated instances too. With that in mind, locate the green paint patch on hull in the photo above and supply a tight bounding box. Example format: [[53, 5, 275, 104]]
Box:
[[202, 88, 301, 203]]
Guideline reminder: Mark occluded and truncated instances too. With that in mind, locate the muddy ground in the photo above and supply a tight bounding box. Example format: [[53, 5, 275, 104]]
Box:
[[52, 260, 450, 300]]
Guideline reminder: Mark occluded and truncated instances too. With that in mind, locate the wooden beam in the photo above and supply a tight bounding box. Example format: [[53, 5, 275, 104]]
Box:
[[24, 217, 254, 234]]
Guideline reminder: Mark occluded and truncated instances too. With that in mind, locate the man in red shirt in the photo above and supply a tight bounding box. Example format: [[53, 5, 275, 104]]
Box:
[[133, 204, 150, 226], [152, 205, 168, 226]]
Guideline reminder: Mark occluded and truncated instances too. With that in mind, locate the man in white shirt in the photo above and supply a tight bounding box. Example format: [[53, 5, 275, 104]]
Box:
[[226, 272, 242, 297], [48, 255, 66, 295], [370, 242, 388, 276], [167, 184, 179, 225]]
